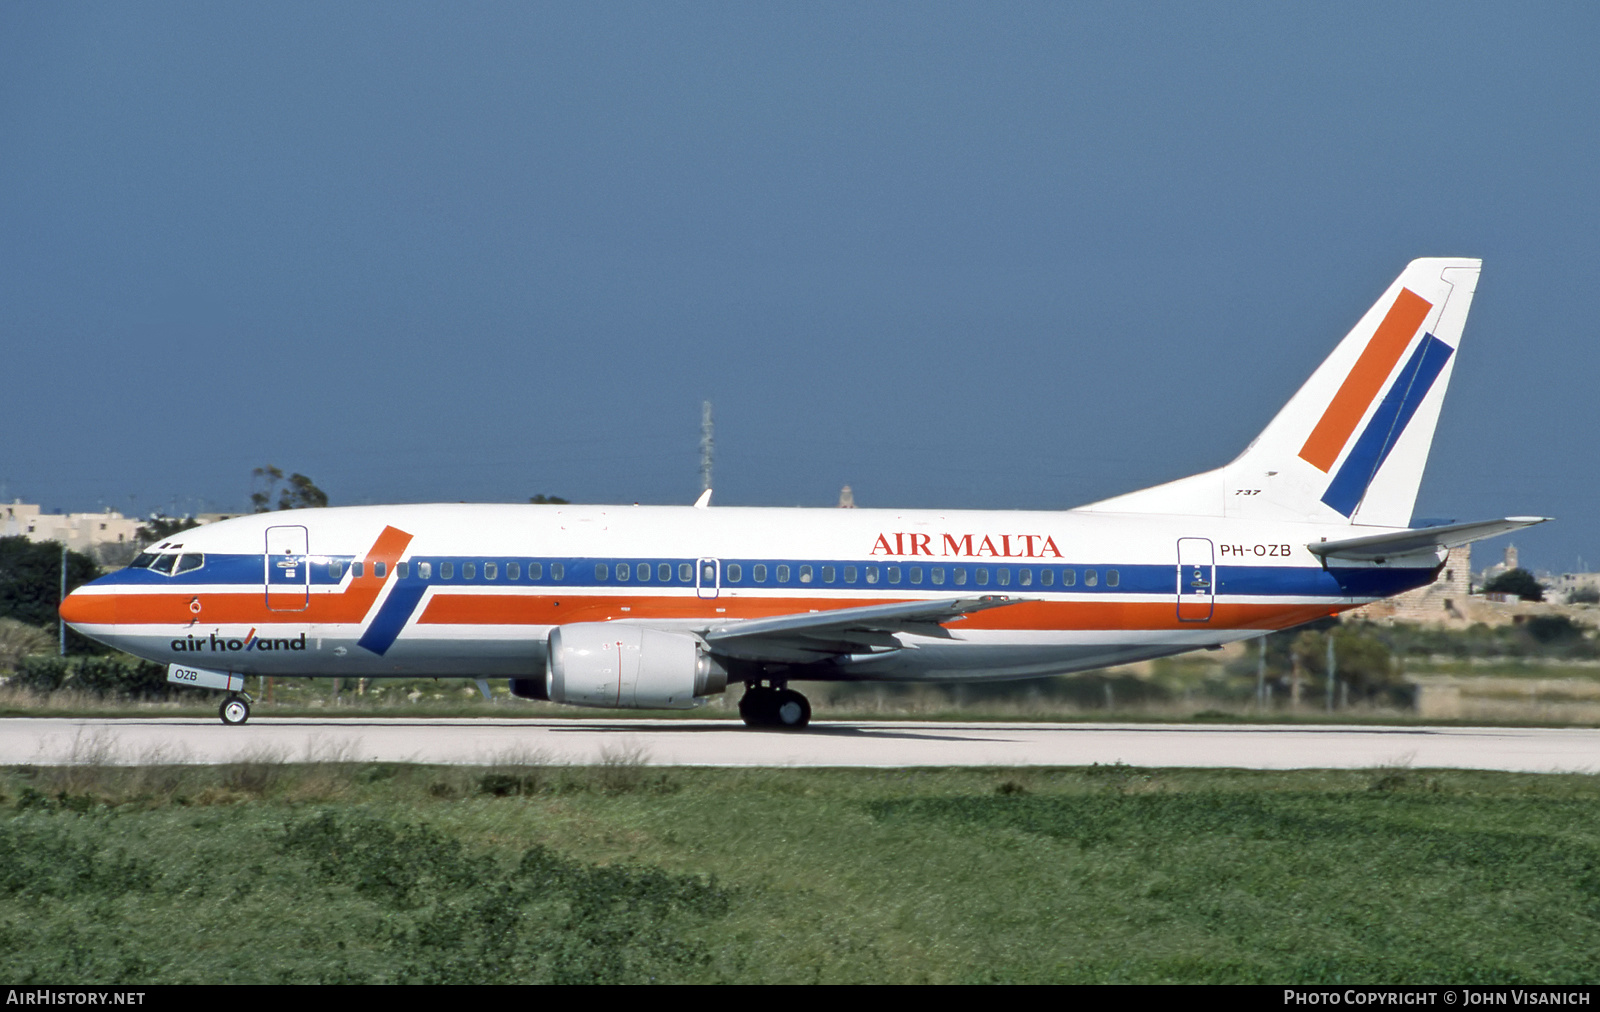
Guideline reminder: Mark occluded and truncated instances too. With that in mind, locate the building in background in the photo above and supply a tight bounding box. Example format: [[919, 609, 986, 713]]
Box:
[[0, 500, 140, 554], [1349, 544, 1471, 623]]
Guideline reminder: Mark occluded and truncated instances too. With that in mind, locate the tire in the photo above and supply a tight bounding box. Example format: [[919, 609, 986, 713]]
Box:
[[220, 696, 250, 726], [739, 686, 776, 727], [772, 689, 811, 729]]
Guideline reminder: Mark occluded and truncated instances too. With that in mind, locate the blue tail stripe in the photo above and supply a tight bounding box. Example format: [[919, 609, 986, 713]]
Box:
[[1321, 334, 1453, 517]]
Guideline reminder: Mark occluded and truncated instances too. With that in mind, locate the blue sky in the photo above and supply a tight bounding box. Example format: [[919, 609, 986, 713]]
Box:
[[3, 3, 1597, 572]]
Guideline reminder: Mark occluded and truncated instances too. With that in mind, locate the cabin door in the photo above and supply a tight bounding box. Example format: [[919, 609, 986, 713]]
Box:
[[1176, 537, 1215, 622], [265, 525, 310, 612]]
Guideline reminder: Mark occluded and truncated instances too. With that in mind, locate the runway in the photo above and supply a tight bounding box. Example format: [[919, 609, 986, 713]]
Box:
[[2, 717, 1596, 772]]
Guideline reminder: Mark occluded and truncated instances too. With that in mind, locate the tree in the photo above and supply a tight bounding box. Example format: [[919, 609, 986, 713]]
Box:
[[251, 466, 330, 512], [1567, 585, 1600, 605], [1290, 624, 1399, 703], [137, 514, 200, 544], [0, 537, 106, 654], [1482, 568, 1544, 602], [528, 494, 570, 504]]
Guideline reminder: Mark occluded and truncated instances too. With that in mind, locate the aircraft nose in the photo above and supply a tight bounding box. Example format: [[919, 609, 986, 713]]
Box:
[[59, 586, 115, 627]]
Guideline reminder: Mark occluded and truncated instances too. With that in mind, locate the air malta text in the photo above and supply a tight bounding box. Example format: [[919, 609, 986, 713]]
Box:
[[170, 631, 307, 653], [870, 533, 1064, 558]]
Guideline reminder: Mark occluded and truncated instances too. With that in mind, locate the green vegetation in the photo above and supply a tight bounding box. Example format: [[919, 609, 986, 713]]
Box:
[[0, 537, 103, 655], [1, 761, 1597, 983], [250, 466, 329, 513], [1482, 568, 1546, 602]]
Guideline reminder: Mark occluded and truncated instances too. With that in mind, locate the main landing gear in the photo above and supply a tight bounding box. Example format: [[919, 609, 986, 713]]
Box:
[[739, 683, 811, 730], [219, 694, 253, 726]]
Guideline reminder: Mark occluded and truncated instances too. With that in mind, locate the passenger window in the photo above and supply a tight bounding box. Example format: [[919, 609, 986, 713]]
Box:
[[507, 562, 520, 580], [953, 568, 967, 586], [485, 562, 497, 580], [888, 566, 901, 585], [997, 568, 1010, 586], [843, 566, 856, 583], [551, 563, 565, 580], [637, 562, 650, 582], [777, 565, 790, 583], [975, 568, 989, 586], [727, 563, 742, 582], [438, 562, 452, 580], [617, 563, 630, 581], [931, 568, 945, 585], [1040, 569, 1053, 587], [329, 560, 344, 580], [1085, 569, 1098, 587], [396, 562, 409, 579], [658, 563, 671, 582], [1062, 569, 1076, 587], [176, 553, 204, 574], [151, 554, 178, 575], [1019, 569, 1032, 587], [822, 566, 835, 583], [1106, 569, 1119, 587], [352, 561, 364, 578], [800, 565, 813, 583], [530, 562, 543, 580], [595, 563, 609, 581], [419, 562, 432, 580], [679, 563, 692, 582], [375, 561, 387, 578], [865, 566, 878, 585], [909, 567, 923, 585], [463, 563, 476, 580], [753, 564, 767, 583]]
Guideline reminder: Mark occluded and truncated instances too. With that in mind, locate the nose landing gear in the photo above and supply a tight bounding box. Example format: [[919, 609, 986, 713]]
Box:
[[738, 683, 811, 729], [219, 694, 252, 726]]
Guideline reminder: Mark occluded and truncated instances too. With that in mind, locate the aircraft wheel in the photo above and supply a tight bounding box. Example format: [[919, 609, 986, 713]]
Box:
[[739, 686, 777, 727], [219, 695, 251, 726], [772, 689, 811, 729]]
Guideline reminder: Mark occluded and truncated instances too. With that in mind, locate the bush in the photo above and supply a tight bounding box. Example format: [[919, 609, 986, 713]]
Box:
[[9, 654, 189, 700]]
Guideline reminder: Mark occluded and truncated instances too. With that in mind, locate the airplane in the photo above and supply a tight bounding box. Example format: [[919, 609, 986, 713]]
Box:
[[60, 257, 1546, 729]]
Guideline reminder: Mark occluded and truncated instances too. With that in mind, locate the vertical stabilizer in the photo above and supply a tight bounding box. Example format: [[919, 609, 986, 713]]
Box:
[[1081, 258, 1481, 527]]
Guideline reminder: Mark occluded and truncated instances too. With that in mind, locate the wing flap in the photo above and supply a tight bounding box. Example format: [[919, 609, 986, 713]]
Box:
[[702, 595, 1027, 662]]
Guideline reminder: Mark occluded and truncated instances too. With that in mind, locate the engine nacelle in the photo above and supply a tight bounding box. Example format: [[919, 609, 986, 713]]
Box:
[[546, 623, 728, 710]]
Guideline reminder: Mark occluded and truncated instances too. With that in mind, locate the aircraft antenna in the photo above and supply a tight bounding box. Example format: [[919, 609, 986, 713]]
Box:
[[699, 400, 714, 494]]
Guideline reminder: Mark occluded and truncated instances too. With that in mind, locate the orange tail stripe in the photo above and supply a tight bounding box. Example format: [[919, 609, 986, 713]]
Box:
[[1299, 287, 1432, 472]]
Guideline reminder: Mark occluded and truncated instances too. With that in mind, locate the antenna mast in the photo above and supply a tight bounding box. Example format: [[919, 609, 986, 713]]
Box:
[[699, 400, 714, 494]]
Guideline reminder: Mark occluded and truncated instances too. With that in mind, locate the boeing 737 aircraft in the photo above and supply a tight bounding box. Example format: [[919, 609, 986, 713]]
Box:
[[61, 258, 1545, 728]]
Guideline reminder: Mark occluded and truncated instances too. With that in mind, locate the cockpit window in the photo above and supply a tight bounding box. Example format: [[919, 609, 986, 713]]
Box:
[[128, 553, 157, 569], [149, 554, 178, 575], [174, 553, 204, 575]]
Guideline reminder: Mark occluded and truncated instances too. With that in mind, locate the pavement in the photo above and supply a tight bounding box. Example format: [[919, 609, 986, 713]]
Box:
[[1, 717, 1596, 772]]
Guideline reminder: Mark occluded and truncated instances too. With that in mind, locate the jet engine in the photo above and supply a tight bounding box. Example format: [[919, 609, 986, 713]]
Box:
[[546, 623, 728, 709]]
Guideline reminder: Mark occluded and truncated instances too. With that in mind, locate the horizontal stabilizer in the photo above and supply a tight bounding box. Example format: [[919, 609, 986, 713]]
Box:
[[1308, 516, 1550, 562], [703, 595, 1027, 662]]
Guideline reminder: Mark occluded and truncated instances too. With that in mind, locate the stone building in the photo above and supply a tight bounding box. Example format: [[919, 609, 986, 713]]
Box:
[[0, 500, 141, 554], [1348, 543, 1471, 623]]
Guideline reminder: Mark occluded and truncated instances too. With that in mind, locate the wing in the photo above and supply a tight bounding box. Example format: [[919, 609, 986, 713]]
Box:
[[701, 595, 1028, 663], [1308, 516, 1550, 562]]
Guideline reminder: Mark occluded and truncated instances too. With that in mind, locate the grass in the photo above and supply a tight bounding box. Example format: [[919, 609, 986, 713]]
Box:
[[2, 760, 1598, 983]]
